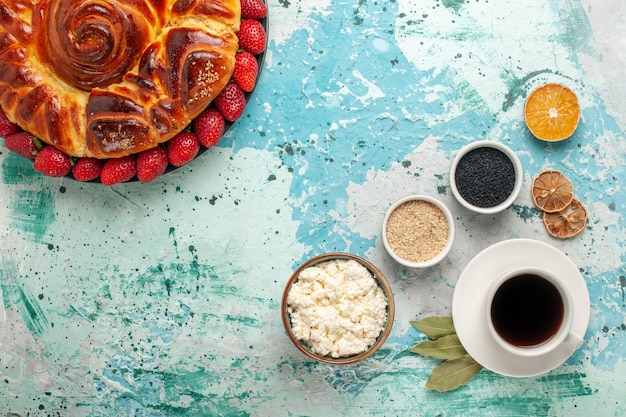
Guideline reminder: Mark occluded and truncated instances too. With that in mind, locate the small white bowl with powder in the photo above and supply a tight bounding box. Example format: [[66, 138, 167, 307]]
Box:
[[382, 195, 455, 268]]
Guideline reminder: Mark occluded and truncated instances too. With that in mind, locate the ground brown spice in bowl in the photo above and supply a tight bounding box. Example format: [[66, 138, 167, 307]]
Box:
[[385, 199, 449, 263]]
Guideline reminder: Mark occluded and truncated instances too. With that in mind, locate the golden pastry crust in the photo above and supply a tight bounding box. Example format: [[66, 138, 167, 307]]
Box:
[[0, 0, 240, 158]]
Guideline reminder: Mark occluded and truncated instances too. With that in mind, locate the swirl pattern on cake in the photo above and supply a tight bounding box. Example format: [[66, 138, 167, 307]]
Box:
[[0, 0, 240, 158]]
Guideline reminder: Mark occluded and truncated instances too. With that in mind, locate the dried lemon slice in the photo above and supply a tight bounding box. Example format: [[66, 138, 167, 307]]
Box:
[[524, 83, 580, 141], [532, 170, 574, 213], [543, 198, 587, 239]]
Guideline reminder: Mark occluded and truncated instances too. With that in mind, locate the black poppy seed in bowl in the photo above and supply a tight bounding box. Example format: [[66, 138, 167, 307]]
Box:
[[454, 147, 516, 208]]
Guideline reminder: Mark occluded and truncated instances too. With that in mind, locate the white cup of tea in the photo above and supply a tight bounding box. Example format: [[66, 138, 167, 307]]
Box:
[[485, 267, 584, 358]]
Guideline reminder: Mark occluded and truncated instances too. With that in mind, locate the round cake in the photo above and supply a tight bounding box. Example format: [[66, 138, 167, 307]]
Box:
[[0, 0, 240, 159]]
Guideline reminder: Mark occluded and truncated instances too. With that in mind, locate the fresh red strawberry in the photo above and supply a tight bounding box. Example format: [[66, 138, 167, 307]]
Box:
[[4, 132, 41, 160], [100, 156, 137, 185], [241, 0, 267, 19], [72, 157, 103, 182], [167, 132, 200, 167], [33, 146, 72, 177], [0, 109, 20, 137], [232, 51, 258, 92], [192, 109, 225, 148], [238, 19, 266, 55], [137, 146, 168, 183], [214, 82, 246, 122]]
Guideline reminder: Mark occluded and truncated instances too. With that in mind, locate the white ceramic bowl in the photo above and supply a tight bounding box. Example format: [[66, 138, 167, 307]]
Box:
[[450, 140, 523, 214], [281, 252, 395, 365], [382, 195, 455, 268]]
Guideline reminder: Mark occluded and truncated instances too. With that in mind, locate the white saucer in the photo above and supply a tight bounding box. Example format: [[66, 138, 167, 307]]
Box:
[[452, 238, 590, 377]]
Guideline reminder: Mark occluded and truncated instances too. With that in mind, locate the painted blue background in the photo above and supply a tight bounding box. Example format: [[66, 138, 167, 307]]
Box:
[[1, 0, 625, 415]]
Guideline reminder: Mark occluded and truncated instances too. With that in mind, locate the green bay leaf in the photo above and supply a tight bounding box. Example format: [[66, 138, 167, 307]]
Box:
[[410, 316, 455, 339], [410, 334, 467, 359], [425, 356, 483, 392]]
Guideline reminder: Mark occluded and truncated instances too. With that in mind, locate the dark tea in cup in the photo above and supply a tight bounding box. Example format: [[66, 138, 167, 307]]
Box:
[[490, 273, 564, 347]]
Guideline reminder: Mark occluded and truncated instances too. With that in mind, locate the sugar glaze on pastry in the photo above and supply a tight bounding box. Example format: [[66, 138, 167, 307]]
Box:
[[0, 0, 240, 158]]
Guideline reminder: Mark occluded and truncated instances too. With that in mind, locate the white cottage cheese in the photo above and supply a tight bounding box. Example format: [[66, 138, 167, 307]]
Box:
[[286, 258, 389, 358]]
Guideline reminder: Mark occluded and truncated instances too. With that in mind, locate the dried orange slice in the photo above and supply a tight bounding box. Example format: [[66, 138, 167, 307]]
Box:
[[532, 170, 574, 213], [524, 83, 580, 141], [543, 198, 587, 239]]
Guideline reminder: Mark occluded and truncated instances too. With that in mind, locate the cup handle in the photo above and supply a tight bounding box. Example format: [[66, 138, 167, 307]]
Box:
[[563, 331, 584, 350]]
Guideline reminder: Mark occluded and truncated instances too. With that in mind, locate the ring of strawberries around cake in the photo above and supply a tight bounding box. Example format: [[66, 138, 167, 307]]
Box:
[[0, 0, 268, 185]]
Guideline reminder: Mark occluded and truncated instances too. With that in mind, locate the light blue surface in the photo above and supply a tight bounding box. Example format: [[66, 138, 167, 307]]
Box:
[[1, 0, 626, 415]]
